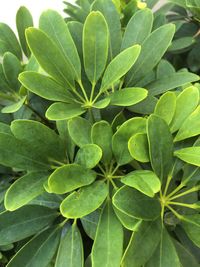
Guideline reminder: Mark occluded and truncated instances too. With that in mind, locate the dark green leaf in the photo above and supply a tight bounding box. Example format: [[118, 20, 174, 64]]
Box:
[[181, 214, 200, 248]]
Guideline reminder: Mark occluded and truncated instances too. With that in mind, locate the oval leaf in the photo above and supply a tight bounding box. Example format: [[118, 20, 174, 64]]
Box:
[[174, 147, 200, 167]]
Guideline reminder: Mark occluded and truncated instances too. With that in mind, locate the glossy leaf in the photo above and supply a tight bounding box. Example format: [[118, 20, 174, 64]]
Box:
[[75, 144, 102, 168], [0, 205, 58, 246], [147, 115, 173, 181], [39, 9, 81, 81], [48, 164, 96, 194], [109, 87, 148, 106], [100, 45, 141, 92], [46, 103, 85, 121], [68, 116, 92, 147], [4, 172, 48, 211], [114, 208, 142, 231], [55, 224, 83, 267], [121, 8, 153, 50], [121, 170, 161, 197], [92, 201, 123, 267], [83, 11, 109, 84], [60, 181, 108, 218], [81, 209, 100, 240], [16, 6, 33, 57], [113, 186, 161, 220], [174, 147, 200, 166], [181, 214, 200, 248], [1, 96, 26, 114], [128, 133, 150, 162]]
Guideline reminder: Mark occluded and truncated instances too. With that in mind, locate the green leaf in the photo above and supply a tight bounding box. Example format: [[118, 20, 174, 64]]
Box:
[[16, 6, 33, 57], [92, 201, 123, 267], [91, 121, 113, 164], [147, 115, 173, 181], [7, 226, 61, 267], [46, 103, 85, 121], [11, 119, 65, 161], [113, 186, 161, 220], [156, 59, 175, 79], [26, 28, 75, 88], [19, 71, 74, 102], [0, 205, 58, 246], [83, 11, 109, 84], [112, 117, 146, 165], [55, 224, 83, 267], [2, 52, 22, 90], [154, 92, 176, 125], [148, 72, 200, 96], [121, 8, 153, 50], [1, 96, 26, 114], [0, 23, 22, 59], [67, 21, 83, 62], [121, 220, 162, 267], [114, 208, 142, 231], [175, 106, 200, 142], [48, 164, 96, 194], [174, 147, 200, 166], [121, 170, 161, 197], [4, 172, 48, 211], [92, 0, 122, 58], [81, 209, 100, 240], [39, 9, 81, 81], [75, 144, 102, 168], [181, 214, 200, 248], [68, 116, 92, 147], [92, 98, 110, 109], [128, 95, 158, 115], [168, 36, 195, 52], [100, 45, 141, 92], [60, 181, 108, 218], [109, 87, 148, 106], [128, 133, 150, 162], [170, 86, 199, 133], [125, 24, 175, 86]]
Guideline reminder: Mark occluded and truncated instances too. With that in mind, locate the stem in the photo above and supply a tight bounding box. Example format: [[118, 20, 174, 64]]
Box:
[[169, 186, 200, 201], [78, 80, 89, 101], [71, 87, 85, 102], [168, 201, 198, 209], [163, 174, 173, 197], [166, 205, 183, 220], [110, 164, 120, 176], [90, 82, 96, 102], [0, 92, 17, 101], [98, 164, 106, 176], [110, 178, 118, 190], [92, 91, 102, 104]]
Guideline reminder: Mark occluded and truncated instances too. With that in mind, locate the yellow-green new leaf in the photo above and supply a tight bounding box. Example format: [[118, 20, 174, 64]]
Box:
[[121, 170, 161, 197], [92, 201, 123, 267], [174, 147, 200, 166], [100, 45, 141, 92], [60, 181, 108, 218], [83, 11, 109, 84], [1, 96, 26, 114], [48, 164, 96, 194]]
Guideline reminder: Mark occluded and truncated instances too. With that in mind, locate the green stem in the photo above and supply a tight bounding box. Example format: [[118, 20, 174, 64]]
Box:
[[98, 164, 106, 176], [166, 205, 183, 220], [78, 80, 89, 101], [0, 92, 17, 101], [92, 91, 102, 104], [168, 201, 198, 209], [110, 164, 120, 176], [169, 186, 200, 201], [90, 82, 96, 102], [163, 174, 173, 197], [110, 178, 118, 190]]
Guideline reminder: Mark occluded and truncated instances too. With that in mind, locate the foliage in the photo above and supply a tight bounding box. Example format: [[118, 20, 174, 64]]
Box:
[[0, 1, 199, 266]]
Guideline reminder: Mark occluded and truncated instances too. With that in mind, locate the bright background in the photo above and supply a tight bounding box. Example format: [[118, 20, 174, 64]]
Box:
[[0, 0, 165, 32]]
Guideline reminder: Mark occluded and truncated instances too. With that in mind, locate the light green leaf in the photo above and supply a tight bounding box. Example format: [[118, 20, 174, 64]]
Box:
[[121, 170, 161, 197], [83, 11, 109, 84], [128, 133, 149, 163], [46, 103, 85, 121], [2, 52, 22, 90], [92, 0, 122, 58], [16, 6, 33, 57], [100, 45, 141, 92], [113, 186, 161, 220], [121, 220, 162, 267], [112, 117, 146, 165], [7, 226, 61, 267], [92, 201, 123, 267], [39, 9, 81, 81], [175, 106, 200, 142], [147, 115, 173, 181], [121, 8, 153, 50], [1, 96, 26, 114], [174, 147, 200, 166], [48, 164, 96, 194], [4, 172, 48, 211], [181, 214, 200, 248], [60, 181, 108, 218], [125, 24, 175, 85], [109, 87, 148, 106], [92, 98, 110, 109], [154, 92, 176, 124], [170, 86, 199, 133], [0, 205, 58, 246], [148, 72, 199, 96], [55, 224, 83, 267], [75, 144, 102, 169], [0, 23, 22, 59], [68, 116, 92, 147], [19, 71, 74, 102], [91, 120, 113, 164], [26, 28, 75, 88], [114, 208, 142, 231]]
